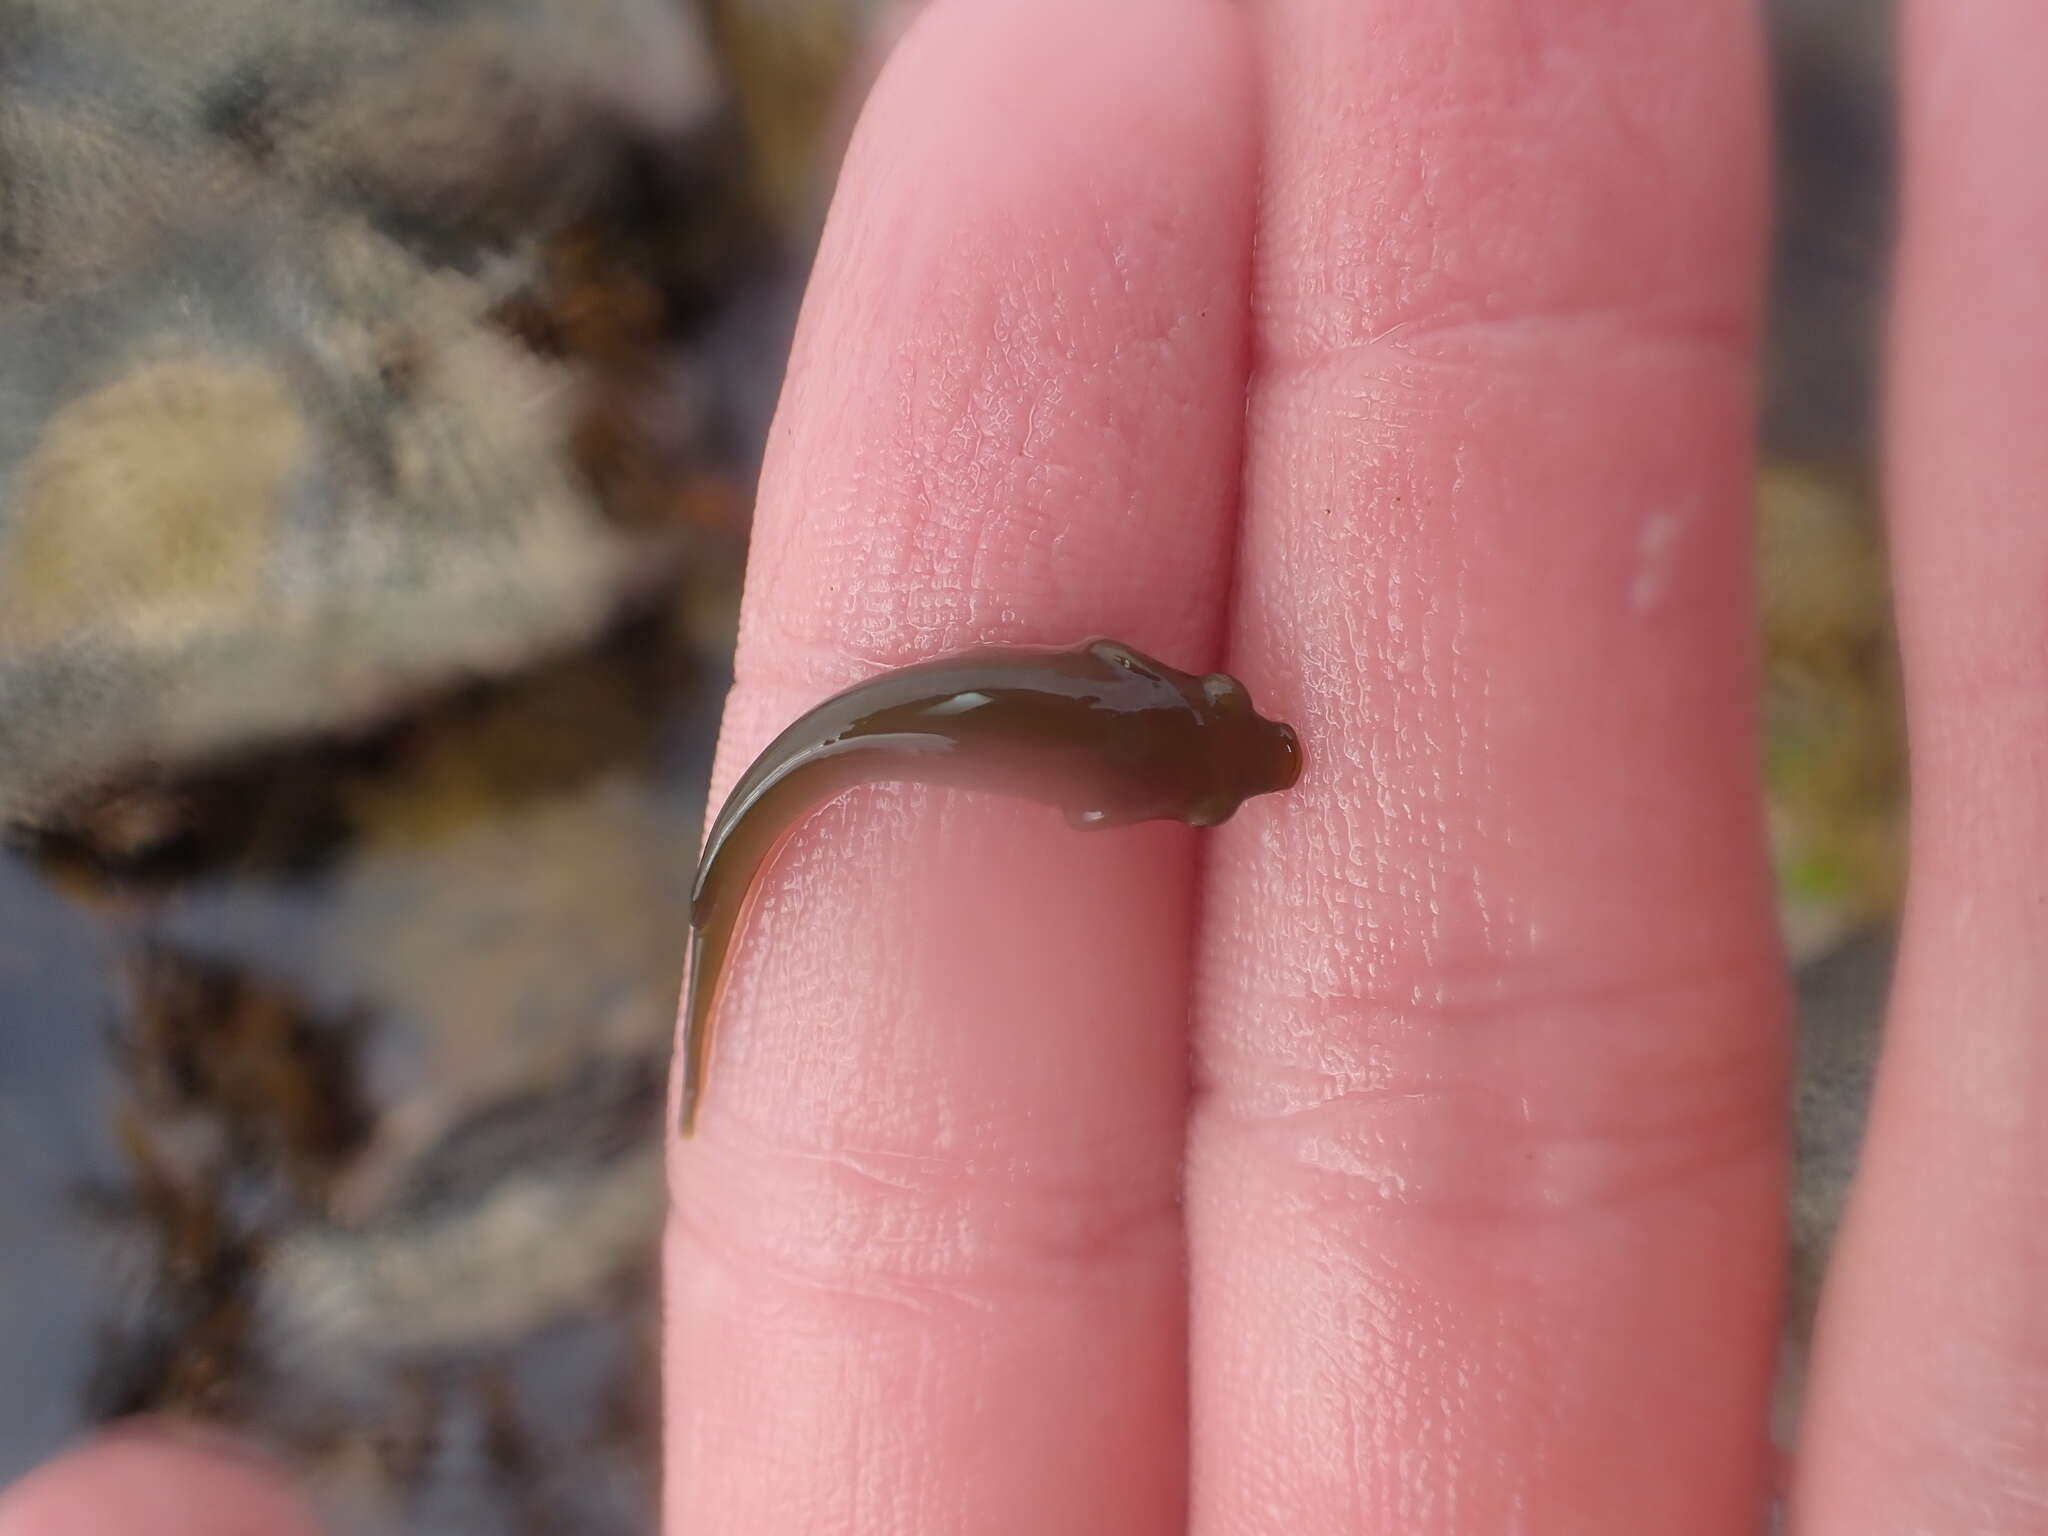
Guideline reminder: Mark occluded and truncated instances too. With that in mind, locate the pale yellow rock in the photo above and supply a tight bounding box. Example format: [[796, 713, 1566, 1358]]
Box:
[[1, 352, 309, 650]]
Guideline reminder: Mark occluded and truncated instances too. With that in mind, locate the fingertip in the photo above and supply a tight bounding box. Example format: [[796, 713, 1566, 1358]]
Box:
[[0, 1426, 321, 1536]]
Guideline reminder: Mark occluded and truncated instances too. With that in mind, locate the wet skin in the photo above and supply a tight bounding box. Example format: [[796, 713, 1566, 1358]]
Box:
[[677, 639, 1302, 1134]]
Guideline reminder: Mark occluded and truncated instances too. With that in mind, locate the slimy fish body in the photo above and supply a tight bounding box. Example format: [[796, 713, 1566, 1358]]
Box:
[[677, 638, 1301, 1135]]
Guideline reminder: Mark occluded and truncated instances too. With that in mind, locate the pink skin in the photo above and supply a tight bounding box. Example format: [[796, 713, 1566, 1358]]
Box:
[[1795, 1, 2048, 1530], [662, 2, 1253, 1527], [7, 0, 2046, 1531], [0, 1434, 321, 1536], [1189, 0, 1788, 1527]]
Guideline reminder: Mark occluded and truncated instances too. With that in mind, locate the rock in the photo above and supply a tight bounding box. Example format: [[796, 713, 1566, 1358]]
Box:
[[1772, 928, 1892, 1485], [0, 0, 731, 823], [0, 220, 653, 821], [140, 637, 721, 1218], [0, 1, 762, 1520], [1763, 0, 1894, 464], [701, 0, 895, 234], [0, 624, 726, 1517], [1, 0, 719, 286], [1757, 464, 1906, 962]]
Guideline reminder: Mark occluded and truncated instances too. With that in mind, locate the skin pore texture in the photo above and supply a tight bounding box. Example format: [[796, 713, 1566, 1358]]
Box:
[[677, 639, 1302, 1134]]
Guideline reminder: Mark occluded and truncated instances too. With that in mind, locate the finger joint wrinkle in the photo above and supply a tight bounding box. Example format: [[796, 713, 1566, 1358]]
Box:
[[1197, 961, 1786, 1222], [676, 1135, 1183, 1318]]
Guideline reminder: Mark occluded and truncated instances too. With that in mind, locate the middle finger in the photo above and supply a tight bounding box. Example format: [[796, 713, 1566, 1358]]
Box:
[[1190, 2, 1790, 1529]]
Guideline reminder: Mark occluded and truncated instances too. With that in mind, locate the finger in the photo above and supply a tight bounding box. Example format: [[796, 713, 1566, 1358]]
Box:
[[1189, 2, 1787, 1531], [0, 1429, 319, 1536], [1794, 4, 2048, 1528], [662, 1, 1256, 1532]]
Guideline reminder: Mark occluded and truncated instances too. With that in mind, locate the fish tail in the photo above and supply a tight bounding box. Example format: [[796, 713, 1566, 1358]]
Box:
[[676, 734, 946, 1138], [677, 922, 717, 1137]]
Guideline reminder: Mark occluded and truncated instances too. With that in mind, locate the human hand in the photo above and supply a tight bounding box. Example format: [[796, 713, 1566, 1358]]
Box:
[[8, 0, 2042, 1532], [661, 1, 2043, 1531]]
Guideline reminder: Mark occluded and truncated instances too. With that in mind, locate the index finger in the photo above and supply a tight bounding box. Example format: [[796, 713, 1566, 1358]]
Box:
[[661, 1, 1255, 1531]]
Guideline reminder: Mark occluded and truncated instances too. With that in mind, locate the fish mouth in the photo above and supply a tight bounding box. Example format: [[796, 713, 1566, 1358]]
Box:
[[1263, 721, 1303, 793]]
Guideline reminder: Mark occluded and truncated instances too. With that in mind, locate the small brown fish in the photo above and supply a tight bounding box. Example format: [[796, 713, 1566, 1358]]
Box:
[[676, 638, 1302, 1135]]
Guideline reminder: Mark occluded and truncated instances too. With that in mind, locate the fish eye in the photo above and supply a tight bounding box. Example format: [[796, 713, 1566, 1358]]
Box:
[[1090, 640, 1164, 681]]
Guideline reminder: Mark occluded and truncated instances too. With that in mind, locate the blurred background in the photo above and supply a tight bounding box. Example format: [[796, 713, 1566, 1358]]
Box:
[[0, 0, 1898, 1528]]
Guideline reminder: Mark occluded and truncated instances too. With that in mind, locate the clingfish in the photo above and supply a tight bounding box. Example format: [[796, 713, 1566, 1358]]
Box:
[[676, 638, 1302, 1134]]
